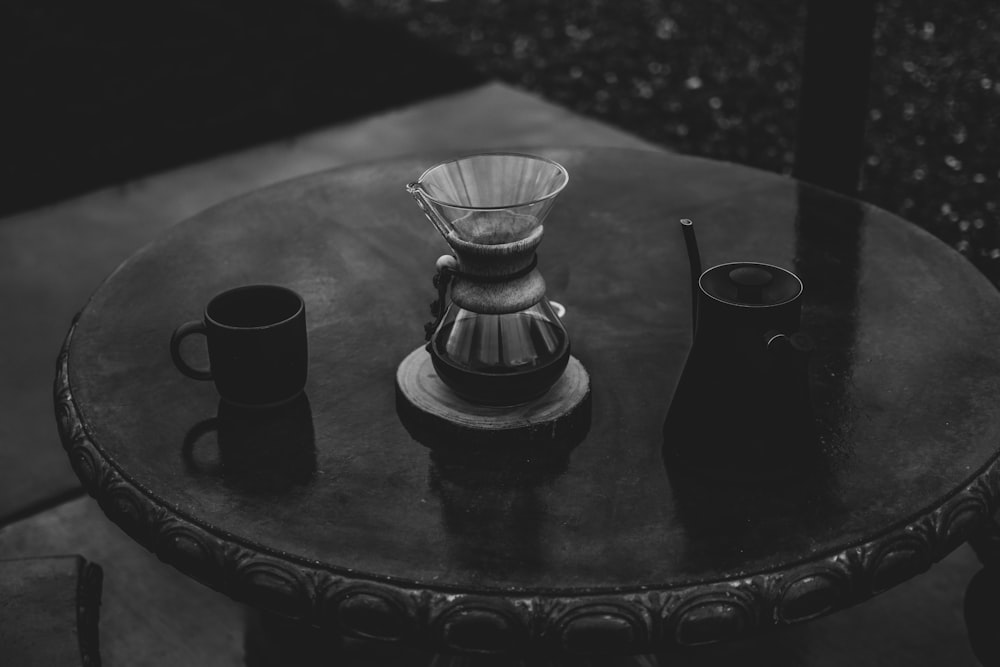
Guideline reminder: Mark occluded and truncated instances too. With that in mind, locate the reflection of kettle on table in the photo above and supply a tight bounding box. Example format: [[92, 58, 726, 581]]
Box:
[[663, 219, 817, 477]]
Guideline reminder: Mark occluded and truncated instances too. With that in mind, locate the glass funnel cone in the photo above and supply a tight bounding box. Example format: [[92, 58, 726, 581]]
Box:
[[407, 152, 569, 245]]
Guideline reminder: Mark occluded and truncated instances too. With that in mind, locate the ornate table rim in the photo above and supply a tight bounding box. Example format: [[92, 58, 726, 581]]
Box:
[[54, 317, 1000, 655]]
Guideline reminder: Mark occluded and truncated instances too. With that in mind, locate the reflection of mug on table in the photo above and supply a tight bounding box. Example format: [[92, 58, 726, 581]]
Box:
[[183, 394, 316, 493], [170, 284, 307, 407]]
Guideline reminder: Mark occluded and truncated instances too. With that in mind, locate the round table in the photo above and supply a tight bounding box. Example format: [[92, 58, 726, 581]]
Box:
[[55, 148, 1000, 657]]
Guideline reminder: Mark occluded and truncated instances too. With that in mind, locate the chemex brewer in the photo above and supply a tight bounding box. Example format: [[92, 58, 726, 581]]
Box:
[[406, 152, 572, 406]]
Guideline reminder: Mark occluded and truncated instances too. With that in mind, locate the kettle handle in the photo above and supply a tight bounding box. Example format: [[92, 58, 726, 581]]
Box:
[[765, 331, 814, 354], [765, 331, 814, 379]]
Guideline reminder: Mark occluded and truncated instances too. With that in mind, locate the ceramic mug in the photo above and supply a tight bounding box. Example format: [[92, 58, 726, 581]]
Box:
[[170, 284, 307, 407]]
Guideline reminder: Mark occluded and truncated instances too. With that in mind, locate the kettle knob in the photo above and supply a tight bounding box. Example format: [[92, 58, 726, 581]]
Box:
[[728, 266, 774, 304]]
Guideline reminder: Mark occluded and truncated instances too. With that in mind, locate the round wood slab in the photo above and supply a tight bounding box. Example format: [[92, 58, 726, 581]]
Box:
[[395, 347, 591, 452]]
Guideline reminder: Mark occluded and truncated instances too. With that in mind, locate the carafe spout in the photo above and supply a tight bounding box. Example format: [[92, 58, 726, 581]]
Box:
[[406, 181, 453, 240]]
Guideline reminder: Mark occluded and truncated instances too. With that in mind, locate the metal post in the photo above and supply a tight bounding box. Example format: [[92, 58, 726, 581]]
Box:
[[793, 0, 877, 195]]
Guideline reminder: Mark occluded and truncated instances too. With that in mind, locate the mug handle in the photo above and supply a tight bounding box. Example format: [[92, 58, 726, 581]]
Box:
[[170, 321, 212, 380]]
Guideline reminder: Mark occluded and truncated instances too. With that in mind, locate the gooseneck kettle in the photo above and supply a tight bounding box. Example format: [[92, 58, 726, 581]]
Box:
[[663, 219, 816, 476]]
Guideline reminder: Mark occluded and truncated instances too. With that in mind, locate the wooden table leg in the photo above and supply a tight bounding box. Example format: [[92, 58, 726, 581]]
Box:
[[964, 514, 1000, 666], [242, 611, 665, 666], [968, 514, 1000, 567]]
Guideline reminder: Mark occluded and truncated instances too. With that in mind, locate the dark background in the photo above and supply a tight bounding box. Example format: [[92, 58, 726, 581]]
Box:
[[1, 0, 483, 216], [4, 0, 1000, 284]]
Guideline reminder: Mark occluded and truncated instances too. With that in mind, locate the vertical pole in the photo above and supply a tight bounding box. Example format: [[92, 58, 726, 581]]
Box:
[[793, 0, 877, 195]]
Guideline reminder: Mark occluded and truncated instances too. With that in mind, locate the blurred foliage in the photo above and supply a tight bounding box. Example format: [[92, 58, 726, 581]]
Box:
[[336, 0, 1000, 285]]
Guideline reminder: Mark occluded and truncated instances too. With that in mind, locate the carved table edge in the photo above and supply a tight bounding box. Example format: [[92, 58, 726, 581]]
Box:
[[53, 319, 1000, 655]]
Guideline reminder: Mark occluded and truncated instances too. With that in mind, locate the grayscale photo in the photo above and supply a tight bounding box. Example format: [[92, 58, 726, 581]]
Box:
[[2, 1, 998, 665]]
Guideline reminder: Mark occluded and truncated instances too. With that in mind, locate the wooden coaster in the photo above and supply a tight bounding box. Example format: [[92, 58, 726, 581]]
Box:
[[395, 347, 591, 450]]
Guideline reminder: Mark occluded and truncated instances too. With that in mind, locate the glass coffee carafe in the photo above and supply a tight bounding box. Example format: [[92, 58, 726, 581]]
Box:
[[407, 153, 571, 406]]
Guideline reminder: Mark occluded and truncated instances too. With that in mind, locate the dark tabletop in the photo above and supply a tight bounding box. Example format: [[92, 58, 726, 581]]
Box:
[[57, 147, 1000, 654]]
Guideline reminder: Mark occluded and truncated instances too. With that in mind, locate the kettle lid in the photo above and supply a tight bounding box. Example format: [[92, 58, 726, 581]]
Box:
[[700, 262, 802, 306]]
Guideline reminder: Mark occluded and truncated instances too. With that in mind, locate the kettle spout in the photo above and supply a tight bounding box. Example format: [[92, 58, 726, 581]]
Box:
[[680, 219, 701, 332]]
